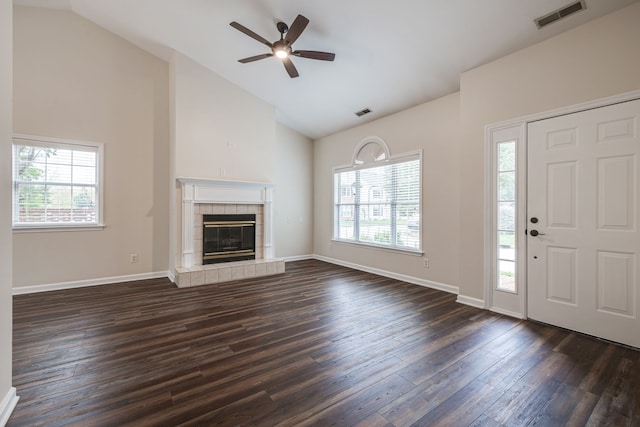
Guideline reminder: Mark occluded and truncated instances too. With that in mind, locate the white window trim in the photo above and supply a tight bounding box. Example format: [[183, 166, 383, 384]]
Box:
[[333, 139, 423, 253], [12, 134, 105, 232], [331, 238, 424, 256]]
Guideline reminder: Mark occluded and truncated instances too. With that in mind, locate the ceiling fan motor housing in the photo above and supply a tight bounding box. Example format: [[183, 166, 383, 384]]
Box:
[[276, 21, 289, 35]]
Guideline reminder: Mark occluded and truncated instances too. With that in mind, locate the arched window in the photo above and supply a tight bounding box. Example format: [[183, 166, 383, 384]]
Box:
[[352, 137, 390, 165]]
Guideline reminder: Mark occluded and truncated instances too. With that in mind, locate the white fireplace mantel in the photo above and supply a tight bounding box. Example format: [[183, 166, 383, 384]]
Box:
[[178, 177, 274, 269]]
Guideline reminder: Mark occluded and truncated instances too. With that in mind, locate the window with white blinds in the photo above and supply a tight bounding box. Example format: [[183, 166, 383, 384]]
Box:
[[12, 135, 103, 229], [334, 154, 421, 251]]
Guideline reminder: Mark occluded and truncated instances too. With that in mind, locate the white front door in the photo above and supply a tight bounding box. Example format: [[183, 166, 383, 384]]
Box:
[[527, 99, 640, 348]]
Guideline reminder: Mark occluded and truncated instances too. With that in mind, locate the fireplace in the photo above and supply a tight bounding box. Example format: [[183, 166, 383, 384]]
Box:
[[175, 178, 284, 288], [203, 214, 256, 264]]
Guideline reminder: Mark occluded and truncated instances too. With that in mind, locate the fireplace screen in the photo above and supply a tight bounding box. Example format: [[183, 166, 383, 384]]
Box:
[[203, 214, 256, 264]]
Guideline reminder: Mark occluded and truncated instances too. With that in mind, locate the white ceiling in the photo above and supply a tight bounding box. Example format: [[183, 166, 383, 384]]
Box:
[[13, 0, 640, 139]]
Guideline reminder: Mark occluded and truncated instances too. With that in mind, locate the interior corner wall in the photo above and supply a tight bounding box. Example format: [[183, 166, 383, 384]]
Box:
[[458, 2, 640, 300], [0, 0, 14, 413], [12, 6, 170, 288], [313, 93, 461, 288], [274, 123, 314, 258]]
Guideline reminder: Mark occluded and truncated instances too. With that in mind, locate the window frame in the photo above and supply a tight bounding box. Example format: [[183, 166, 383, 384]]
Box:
[[332, 148, 423, 255], [12, 134, 105, 232]]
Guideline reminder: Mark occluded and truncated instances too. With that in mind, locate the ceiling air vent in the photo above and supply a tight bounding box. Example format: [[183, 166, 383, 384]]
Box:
[[355, 108, 372, 117], [535, 0, 586, 29]]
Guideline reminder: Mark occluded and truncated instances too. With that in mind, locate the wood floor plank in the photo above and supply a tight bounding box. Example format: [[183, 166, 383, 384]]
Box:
[[528, 383, 599, 427], [288, 373, 414, 427], [483, 351, 575, 426], [379, 348, 502, 425], [353, 412, 395, 427], [409, 379, 502, 427], [9, 259, 640, 426], [588, 356, 640, 426]]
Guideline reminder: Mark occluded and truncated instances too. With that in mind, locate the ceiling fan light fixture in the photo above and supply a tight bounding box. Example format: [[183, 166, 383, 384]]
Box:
[[275, 49, 289, 59]]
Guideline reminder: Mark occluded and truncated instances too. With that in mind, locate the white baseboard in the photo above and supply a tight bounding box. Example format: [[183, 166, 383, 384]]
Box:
[[312, 254, 459, 295], [456, 295, 486, 309], [12, 271, 171, 295], [283, 254, 314, 262], [0, 387, 18, 427]]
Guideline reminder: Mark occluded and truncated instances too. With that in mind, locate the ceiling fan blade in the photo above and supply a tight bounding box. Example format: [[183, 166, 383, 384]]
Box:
[[282, 57, 299, 78], [238, 53, 274, 63], [292, 50, 335, 61], [230, 22, 273, 48], [284, 14, 309, 45]]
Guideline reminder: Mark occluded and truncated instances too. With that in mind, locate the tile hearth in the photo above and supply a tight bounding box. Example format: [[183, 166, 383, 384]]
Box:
[[175, 259, 285, 288]]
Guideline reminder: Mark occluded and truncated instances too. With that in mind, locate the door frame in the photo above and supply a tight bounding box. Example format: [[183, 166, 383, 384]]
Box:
[[484, 89, 640, 319]]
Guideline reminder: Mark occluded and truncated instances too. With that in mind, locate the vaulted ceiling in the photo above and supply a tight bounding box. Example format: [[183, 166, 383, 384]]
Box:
[[13, 0, 640, 139]]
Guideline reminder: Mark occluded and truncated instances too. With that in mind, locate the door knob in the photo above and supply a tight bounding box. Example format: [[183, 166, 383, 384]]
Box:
[[530, 230, 546, 237]]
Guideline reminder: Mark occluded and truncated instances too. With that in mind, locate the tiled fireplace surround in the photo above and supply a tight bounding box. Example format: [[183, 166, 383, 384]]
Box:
[[175, 178, 284, 288]]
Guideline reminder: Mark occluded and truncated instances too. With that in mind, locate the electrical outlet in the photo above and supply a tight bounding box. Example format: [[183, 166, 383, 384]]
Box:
[[129, 254, 138, 263], [423, 257, 429, 268]]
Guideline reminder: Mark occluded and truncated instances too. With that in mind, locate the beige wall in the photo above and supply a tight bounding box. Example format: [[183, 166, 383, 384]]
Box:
[[458, 2, 640, 299], [274, 123, 314, 258], [12, 7, 170, 288], [171, 52, 276, 182], [0, 0, 14, 410], [313, 93, 461, 288]]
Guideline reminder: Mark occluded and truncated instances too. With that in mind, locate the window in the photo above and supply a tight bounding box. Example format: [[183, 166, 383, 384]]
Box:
[[334, 150, 421, 251], [12, 135, 103, 229], [496, 140, 516, 292]]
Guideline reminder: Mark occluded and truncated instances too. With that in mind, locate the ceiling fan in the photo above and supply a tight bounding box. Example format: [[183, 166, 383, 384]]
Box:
[[230, 14, 335, 78]]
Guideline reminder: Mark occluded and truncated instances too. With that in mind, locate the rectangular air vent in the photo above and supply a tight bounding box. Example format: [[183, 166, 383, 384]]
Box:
[[355, 108, 372, 117], [535, 0, 586, 29]]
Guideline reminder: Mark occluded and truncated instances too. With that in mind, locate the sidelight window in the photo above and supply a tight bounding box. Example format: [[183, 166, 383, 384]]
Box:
[[496, 141, 517, 292]]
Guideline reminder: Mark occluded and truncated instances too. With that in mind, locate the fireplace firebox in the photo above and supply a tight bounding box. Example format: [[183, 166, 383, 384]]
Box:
[[203, 214, 256, 264]]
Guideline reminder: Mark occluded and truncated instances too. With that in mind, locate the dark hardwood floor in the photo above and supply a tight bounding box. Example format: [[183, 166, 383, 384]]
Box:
[[9, 259, 640, 426]]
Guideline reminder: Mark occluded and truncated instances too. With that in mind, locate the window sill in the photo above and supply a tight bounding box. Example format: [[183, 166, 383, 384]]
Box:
[[13, 224, 106, 233], [331, 239, 423, 256]]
